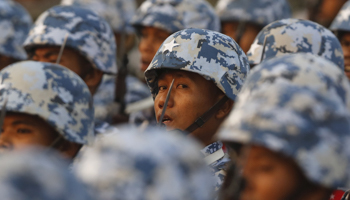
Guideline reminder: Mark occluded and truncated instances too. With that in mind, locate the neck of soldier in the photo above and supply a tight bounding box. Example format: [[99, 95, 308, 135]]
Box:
[[188, 118, 222, 146]]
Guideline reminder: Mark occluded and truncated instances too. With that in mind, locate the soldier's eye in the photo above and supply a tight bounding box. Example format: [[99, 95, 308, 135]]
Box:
[[158, 86, 167, 91], [17, 128, 32, 134], [177, 84, 188, 89]]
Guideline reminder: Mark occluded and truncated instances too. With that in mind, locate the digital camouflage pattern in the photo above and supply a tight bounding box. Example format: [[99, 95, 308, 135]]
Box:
[[145, 28, 250, 101], [73, 127, 215, 200], [219, 53, 350, 189], [0, 0, 32, 60], [201, 141, 230, 191], [60, 0, 136, 33], [131, 0, 220, 34], [0, 148, 91, 200], [330, 1, 350, 32], [216, 0, 291, 27], [247, 19, 344, 68], [23, 5, 117, 74], [0, 61, 94, 144]]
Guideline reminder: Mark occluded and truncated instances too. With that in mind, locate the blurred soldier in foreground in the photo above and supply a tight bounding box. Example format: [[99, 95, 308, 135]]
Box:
[[0, 61, 94, 159], [248, 18, 344, 69], [0, 149, 91, 200], [23, 5, 117, 133], [74, 127, 215, 200], [0, 0, 32, 69], [215, 0, 291, 53], [145, 28, 249, 191], [219, 53, 350, 200], [331, 1, 350, 79]]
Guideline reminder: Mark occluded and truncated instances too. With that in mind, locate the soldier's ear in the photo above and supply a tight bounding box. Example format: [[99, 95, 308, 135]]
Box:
[[83, 68, 103, 95], [215, 99, 234, 120]]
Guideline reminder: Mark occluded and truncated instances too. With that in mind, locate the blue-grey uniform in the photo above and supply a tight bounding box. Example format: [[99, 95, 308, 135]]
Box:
[[60, 0, 148, 123], [219, 53, 350, 190], [216, 0, 291, 27], [0, 148, 92, 200], [23, 5, 117, 133], [73, 126, 215, 200], [247, 18, 344, 68], [0, 61, 95, 145], [0, 0, 32, 61], [145, 28, 250, 191]]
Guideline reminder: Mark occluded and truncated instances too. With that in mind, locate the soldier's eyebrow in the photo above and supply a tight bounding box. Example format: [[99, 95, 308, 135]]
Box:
[[43, 50, 60, 58], [11, 120, 36, 126]]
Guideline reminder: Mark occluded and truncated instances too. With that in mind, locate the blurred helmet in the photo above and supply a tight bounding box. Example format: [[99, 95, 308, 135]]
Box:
[[0, 148, 91, 200], [23, 5, 117, 74], [219, 53, 350, 189], [216, 0, 291, 27], [247, 18, 344, 69], [0, 0, 32, 60], [145, 28, 250, 101], [73, 126, 215, 200], [131, 0, 220, 33], [0, 61, 94, 144], [60, 0, 136, 34], [330, 1, 350, 32]]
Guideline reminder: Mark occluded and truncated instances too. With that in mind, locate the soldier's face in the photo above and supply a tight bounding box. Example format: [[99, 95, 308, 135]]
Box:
[[311, 0, 347, 27], [30, 46, 84, 76], [0, 113, 58, 152], [340, 32, 350, 79], [236, 146, 303, 200], [139, 27, 170, 72], [221, 22, 261, 53], [154, 70, 226, 145]]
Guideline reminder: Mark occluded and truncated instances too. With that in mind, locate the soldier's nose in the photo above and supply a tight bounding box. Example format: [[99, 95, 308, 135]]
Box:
[[0, 138, 13, 152]]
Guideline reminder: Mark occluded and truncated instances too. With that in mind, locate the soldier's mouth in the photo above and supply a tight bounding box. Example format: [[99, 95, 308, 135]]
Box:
[[160, 115, 173, 125]]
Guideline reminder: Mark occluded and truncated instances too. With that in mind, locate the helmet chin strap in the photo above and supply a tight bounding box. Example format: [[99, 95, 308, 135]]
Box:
[[183, 96, 229, 134]]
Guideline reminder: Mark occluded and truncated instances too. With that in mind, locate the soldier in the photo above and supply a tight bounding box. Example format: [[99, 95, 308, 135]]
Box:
[[219, 53, 350, 200], [215, 0, 291, 53], [131, 0, 220, 73], [0, 0, 32, 69], [144, 28, 249, 190], [248, 18, 344, 69], [330, 1, 350, 79], [0, 149, 91, 200], [308, 0, 347, 28], [23, 5, 117, 131], [0, 61, 94, 159], [60, 0, 151, 124], [73, 126, 215, 200]]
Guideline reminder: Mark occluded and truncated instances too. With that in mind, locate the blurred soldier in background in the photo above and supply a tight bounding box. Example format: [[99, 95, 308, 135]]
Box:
[[74, 127, 215, 200], [247, 19, 344, 69], [0, 0, 32, 69], [145, 28, 249, 191], [0, 61, 94, 159], [219, 53, 350, 200], [215, 0, 291, 53], [331, 1, 350, 79], [23, 5, 117, 133], [0, 149, 91, 200], [60, 0, 151, 124], [308, 0, 347, 27]]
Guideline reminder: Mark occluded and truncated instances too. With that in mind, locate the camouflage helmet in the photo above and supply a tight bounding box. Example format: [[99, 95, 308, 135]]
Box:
[[0, 148, 92, 200], [330, 1, 350, 32], [60, 0, 136, 34], [145, 28, 250, 101], [219, 53, 350, 189], [216, 0, 292, 27], [247, 18, 344, 69], [0, 61, 94, 144], [0, 0, 32, 60], [73, 126, 215, 200], [131, 0, 220, 34], [23, 5, 117, 74]]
